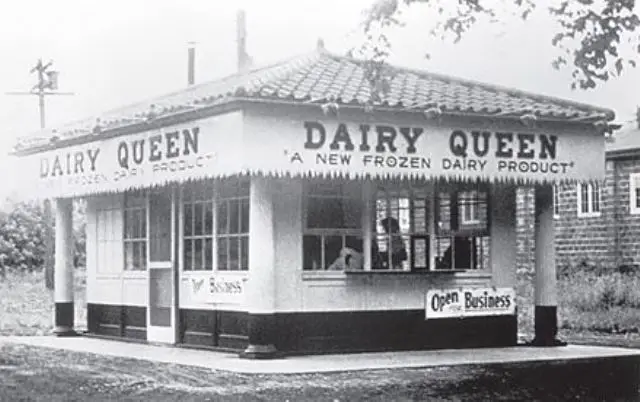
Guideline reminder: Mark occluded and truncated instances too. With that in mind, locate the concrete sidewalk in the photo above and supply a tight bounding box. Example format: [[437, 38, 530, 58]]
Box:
[[3, 335, 640, 374]]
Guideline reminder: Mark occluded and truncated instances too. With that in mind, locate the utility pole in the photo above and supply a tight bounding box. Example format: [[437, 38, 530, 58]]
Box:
[[6, 59, 73, 290]]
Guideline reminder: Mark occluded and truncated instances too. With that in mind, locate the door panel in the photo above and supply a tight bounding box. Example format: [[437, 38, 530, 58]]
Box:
[[147, 189, 176, 343]]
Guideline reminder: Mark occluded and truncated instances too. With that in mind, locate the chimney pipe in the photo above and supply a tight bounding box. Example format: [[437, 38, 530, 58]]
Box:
[[636, 106, 640, 129], [187, 42, 196, 86], [237, 9, 251, 73]]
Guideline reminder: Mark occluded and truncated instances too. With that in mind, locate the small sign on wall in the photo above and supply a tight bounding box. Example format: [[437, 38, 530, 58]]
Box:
[[425, 287, 516, 319], [185, 274, 246, 304]]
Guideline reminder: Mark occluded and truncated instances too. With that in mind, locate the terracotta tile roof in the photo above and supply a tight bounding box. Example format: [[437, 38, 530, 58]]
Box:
[[13, 49, 615, 153]]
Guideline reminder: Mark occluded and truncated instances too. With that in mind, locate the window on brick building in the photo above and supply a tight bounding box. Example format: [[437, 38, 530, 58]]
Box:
[[630, 173, 640, 215], [577, 182, 601, 217]]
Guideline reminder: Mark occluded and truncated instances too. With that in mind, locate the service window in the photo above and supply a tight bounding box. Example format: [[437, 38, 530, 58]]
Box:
[[373, 186, 429, 271], [123, 191, 147, 271], [434, 183, 489, 270], [303, 180, 363, 270]]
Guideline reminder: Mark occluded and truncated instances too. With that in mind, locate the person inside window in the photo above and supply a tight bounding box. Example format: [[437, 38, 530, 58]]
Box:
[[328, 237, 364, 271], [377, 217, 407, 269]]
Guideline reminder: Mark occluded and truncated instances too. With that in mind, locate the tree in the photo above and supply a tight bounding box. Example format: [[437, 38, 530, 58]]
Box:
[[360, 0, 640, 90], [0, 199, 86, 280]]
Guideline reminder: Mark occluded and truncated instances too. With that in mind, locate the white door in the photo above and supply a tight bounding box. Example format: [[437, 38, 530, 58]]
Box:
[[147, 189, 177, 343]]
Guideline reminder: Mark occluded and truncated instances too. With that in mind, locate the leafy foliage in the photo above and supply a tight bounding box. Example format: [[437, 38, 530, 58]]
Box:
[[0, 200, 86, 276], [361, 0, 640, 90]]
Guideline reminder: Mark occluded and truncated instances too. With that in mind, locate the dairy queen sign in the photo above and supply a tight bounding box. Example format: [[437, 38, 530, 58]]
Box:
[[425, 288, 516, 319]]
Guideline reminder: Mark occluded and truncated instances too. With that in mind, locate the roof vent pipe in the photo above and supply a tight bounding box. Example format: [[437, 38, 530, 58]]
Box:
[[187, 42, 196, 86]]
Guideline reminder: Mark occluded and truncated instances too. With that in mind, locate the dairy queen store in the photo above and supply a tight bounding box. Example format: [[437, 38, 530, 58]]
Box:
[[13, 47, 615, 358]]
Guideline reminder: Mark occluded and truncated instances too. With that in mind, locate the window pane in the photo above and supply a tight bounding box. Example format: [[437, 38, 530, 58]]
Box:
[[217, 202, 228, 234], [194, 203, 204, 235], [124, 242, 134, 270], [194, 239, 203, 270], [229, 201, 240, 234], [184, 205, 193, 237], [436, 193, 452, 234], [413, 237, 428, 269], [636, 188, 640, 209], [183, 240, 193, 271], [240, 236, 249, 270], [139, 242, 147, 270], [229, 237, 240, 270], [204, 203, 213, 235], [435, 237, 452, 270], [307, 197, 362, 229], [205, 238, 213, 270], [414, 201, 427, 233], [303, 235, 322, 270], [324, 235, 343, 270], [592, 184, 600, 212], [217, 237, 228, 270], [124, 210, 133, 239], [240, 199, 250, 234], [581, 184, 589, 213]]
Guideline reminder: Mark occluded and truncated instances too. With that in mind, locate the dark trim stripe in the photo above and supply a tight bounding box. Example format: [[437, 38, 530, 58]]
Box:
[[531, 305, 566, 347], [54, 302, 76, 336]]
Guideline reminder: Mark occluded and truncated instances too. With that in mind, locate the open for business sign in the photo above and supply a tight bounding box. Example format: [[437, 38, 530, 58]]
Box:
[[425, 287, 516, 319]]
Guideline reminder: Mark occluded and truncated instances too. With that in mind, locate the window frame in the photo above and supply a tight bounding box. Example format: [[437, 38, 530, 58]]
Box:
[[576, 182, 602, 218], [123, 191, 148, 272], [179, 178, 251, 274], [433, 183, 490, 271], [181, 181, 215, 272], [301, 180, 491, 273], [630, 173, 640, 215], [459, 189, 481, 225], [302, 180, 363, 271], [373, 184, 430, 271], [216, 179, 250, 272]]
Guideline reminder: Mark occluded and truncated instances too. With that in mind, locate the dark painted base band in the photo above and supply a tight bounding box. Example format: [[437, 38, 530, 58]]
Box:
[[89, 303, 518, 356], [54, 302, 74, 335], [87, 304, 147, 340], [530, 305, 567, 347], [241, 313, 278, 359]]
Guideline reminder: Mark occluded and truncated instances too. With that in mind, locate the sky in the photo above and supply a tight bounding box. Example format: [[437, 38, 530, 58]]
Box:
[[1, 0, 640, 198]]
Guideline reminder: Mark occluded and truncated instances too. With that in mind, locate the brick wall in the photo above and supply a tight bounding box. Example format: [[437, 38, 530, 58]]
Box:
[[554, 160, 618, 269], [610, 158, 640, 267]]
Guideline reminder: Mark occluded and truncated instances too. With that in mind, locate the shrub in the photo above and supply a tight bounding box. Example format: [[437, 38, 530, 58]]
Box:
[[0, 199, 86, 276], [559, 269, 640, 333]]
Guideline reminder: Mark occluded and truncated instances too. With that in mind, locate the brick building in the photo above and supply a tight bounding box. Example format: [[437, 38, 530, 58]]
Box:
[[516, 118, 640, 272]]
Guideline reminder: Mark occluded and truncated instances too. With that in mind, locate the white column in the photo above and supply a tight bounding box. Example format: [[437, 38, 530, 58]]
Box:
[[242, 176, 277, 358], [54, 197, 75, 336], [362, 180, 373, 271], [490, 184, 517, 287], [532, 183, 564, 346]]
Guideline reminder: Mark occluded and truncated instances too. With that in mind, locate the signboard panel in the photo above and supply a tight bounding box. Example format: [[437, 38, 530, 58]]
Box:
[[184, 273, 246, 305], [425, 287, 516, 319], [243, 117, 605, 184], [17, 113, 605, 199], [17, 112, 244, 199]]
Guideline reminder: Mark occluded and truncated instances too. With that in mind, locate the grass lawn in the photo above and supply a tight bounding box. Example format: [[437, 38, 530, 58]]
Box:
[[2, 269, 640, 400], [0, 269, 87, 335], [0, 342, 628, 401]]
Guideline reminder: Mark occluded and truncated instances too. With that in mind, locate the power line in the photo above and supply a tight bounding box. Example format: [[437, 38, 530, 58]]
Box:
[[6, 59, 74, 129], [5, 59, 75, 290]]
